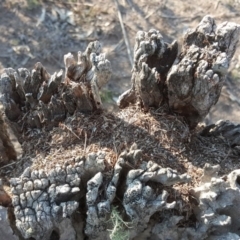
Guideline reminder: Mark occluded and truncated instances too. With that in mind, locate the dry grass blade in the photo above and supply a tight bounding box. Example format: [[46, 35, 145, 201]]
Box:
[[0, 161, 17, 169], [60, 123, 81, 141], [84, 130, 87, 154], [113, 0, 133, 68]]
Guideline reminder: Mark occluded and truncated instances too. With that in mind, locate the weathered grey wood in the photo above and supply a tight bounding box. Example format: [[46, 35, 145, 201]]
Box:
[[4, 68, 25, 104], [1, 15, 240, 240], [118, 29, 178, 110], [31, 62, 50, 99], [65, 41, 111, 108], [0, 17, 238, 131], [200, 120, 240, 147], [38, 70, 63, 103], [167, 16, 240, 128], [0, 73, 22, 121], [39, 100, 51, 123], [118, 16, 240, 128], [49, 95, 66, 123], [64, 41, 102, 83], [73, 82, 93, 112], [0, 41, 111, 129]]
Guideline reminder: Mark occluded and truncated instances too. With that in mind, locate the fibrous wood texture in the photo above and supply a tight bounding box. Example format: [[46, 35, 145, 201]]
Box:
[[0, 104, 22, 166], [118, 16, 240, 128], [0, 41, 111, 129], [167, 16, 240, 127], [0, 15, 240, 240], [118, 29, 178, 110], [1, 17, 239, 130]]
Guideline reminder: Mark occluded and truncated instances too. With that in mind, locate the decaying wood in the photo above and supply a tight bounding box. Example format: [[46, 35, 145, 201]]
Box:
[[0, 41, 111, 129], [118, 16, 240, 128], [0, 15, 240, 240], [200, 120, 240, 147], [0, 179, 11, 206], [0, 104, 22, 167], [167, 16, 240, 127], [1, 16, 239, 130], [118, 29, 178, 110]]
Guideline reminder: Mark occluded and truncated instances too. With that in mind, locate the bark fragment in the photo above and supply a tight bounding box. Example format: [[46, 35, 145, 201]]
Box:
[[10, 151, 106, 240]]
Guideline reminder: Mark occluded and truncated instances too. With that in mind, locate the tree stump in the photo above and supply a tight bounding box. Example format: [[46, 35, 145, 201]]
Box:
[[167, 16, 240, 127], [0, 41, 111, 129], [118, 16, 240, 128]]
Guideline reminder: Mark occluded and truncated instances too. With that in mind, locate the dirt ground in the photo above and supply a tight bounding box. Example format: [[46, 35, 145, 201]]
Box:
[[0, 0, 240, 123]]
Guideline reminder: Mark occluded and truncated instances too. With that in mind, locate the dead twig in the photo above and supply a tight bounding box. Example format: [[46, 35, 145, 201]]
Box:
[[113, 0, 133, 68], [84, 131, 87, 154], [145, 6, 162, 19], [215, 0, 221, 10], [0, 157, 25, 170], [0, 161, 17, 170], [60, 123, 81, 141]]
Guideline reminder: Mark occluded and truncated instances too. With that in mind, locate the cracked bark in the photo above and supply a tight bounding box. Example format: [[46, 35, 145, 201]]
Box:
[[167, 16, 240, 127], [118, 16, 240, 128], [118, 29, 178, 110], [0, 41, 111, 130], [0, 15, 240, 240]]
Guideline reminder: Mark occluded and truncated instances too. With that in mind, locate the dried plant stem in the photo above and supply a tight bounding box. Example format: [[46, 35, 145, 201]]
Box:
[[84, 131, 87, 154], [114, 0, 133, 68], [60, 123, 81, 141]]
